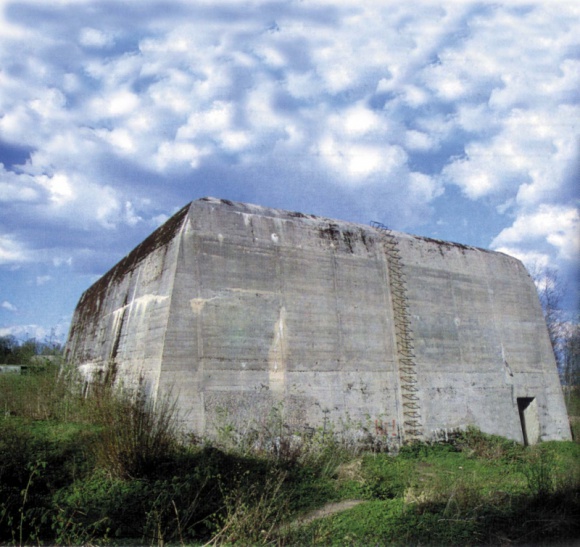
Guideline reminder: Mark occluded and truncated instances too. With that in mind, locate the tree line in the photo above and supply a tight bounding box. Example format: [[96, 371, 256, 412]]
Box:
[[0, 335, 63, 365]]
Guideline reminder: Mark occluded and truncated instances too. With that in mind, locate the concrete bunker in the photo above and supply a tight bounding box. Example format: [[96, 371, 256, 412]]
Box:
[[65, 197, 572, 445]]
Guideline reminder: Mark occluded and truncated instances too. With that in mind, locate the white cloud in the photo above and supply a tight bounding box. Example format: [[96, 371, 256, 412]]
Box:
[[1, 300, 17, 312], [443, 159, 500, 200], [0, 166, 40, 202], [317, 135, 407, 183], [492, 205, 580, 262], [52, 256, 72, 267], [151, 214, 170, 227], [0, 322, 68, 343], [342, 104, 382, 137], [0, 182, 38, 201], [405, 130, 436, 152], [79, 27, 114, 49], [95, 128, 135, 154], [0, 234, 29, 264], [36, 172, 74, 205], [286, 71, 320, 100], [123, 201, 142, 227], [90, 90, 140, 119], [154, 141, 207, 171], [409, 172, 443, 203], [178, 102, 233, 139], [444, 104, 579, 201], [37, 173, 121, 229]]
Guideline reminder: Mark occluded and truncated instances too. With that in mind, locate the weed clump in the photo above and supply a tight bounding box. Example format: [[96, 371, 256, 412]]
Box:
[[89, 382, 180, 480], [453, 425, 526, 463]]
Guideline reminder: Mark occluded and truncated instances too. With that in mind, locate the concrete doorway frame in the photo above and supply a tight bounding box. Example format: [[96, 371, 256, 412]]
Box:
[[517, 397, 540, 445]]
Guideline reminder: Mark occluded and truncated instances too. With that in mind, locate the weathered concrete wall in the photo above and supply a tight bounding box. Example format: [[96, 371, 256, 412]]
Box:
[[66, 197, 571, 444], [156, 200, 402, 438], [398, 233, 570, 442], [66, 205, 190, 393]]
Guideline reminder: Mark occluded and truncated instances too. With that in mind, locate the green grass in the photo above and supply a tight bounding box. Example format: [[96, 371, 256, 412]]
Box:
[[1, 363, 579, 546], [282, 440, 580, 546]]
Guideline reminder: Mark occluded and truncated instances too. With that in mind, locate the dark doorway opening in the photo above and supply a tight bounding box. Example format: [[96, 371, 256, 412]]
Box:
[[517, 397, 539, 446]]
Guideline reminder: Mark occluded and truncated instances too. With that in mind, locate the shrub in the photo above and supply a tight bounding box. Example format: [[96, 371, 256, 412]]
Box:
[[53, 448, 223, 544], [0, 419, 95, 544], [360, 454, 413, 500], [521, 447, 556, 497], [89, 382, 180, 480], [0, 361, 67, 421], [453, 426, 525, 463], [208, 468, 289, 545]]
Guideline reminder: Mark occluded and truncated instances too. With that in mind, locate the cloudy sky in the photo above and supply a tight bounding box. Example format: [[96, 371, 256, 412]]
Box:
[[0, 0, 578, 343]]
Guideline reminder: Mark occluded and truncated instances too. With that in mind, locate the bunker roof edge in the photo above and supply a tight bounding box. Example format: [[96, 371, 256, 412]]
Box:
[[78, 196, 523, 306], [197, 197, 510, 259]]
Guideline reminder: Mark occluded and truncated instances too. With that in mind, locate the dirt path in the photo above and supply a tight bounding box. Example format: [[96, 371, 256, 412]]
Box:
[[293, 500, 364, 526]]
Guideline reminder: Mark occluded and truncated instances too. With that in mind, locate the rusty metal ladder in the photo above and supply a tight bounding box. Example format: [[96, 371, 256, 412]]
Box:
[[371, 221, 422, 441]]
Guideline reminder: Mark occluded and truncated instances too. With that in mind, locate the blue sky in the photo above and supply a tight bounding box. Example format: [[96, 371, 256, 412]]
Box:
[[0, 0, 578, 343]]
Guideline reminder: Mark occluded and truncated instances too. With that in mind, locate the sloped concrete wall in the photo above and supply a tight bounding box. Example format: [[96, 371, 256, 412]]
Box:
[[66, 197, 571, 443], [158, 199, 402, 438], [397, 233, 570, 442], [65, 205, 190, 393]]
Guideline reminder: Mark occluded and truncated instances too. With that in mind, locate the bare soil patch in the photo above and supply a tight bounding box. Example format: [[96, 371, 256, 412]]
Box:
[[294, 500, 364, 525]]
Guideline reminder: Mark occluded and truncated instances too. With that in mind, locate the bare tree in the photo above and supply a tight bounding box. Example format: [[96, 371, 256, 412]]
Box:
[[561, 320, 580, 389], [528, 264, 579, 422], [530, 265, 565, 360]]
